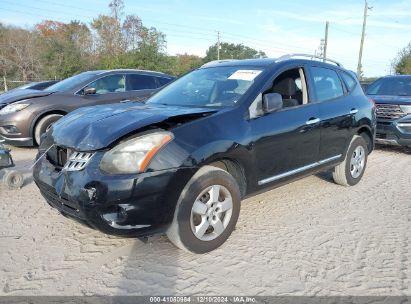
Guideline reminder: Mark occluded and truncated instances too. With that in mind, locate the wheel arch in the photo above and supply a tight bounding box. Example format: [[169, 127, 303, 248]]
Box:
[[30, 109, 68, 144], [357, 125, 374, 153], [207, 158, 247, 198]]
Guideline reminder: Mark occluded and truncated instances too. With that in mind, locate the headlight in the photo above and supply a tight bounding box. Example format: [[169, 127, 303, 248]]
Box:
[[400, 105, 411, 114], [0, 103, 30, 115], [100, 131, 173, 174]]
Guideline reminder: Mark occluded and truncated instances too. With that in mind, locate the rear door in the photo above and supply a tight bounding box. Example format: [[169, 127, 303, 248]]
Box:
[[124, 74, 160, 102], [308, 66, 356, 160]]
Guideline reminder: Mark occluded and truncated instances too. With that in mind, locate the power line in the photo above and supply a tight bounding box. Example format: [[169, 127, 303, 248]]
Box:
[[1, 0, 317, 54]]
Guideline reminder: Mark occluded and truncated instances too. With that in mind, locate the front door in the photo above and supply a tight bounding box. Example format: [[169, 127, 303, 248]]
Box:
[[250, 67, 321, 186], [81, 74, 130, 105]]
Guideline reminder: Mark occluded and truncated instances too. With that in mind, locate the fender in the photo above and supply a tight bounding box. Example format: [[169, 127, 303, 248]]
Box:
[[29, 106, 69, 138]]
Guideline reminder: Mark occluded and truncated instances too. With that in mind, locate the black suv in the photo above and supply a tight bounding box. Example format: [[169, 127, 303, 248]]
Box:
[[33, 55, 376, 253], [366, 75, 411, 147]]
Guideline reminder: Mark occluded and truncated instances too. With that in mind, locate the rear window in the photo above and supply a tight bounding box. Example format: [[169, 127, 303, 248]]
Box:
[[127, 74, 157, 90], [340, 71, 357, 92], [311, 67, 344, 102]]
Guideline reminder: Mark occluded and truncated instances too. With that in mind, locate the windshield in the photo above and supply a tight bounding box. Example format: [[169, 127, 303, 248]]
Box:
[[366, 77, 411, 96], [147, 66, 263, 107], [45, 72, 98, 92]]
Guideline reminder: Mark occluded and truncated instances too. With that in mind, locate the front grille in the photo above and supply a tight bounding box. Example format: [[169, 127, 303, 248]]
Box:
[[375, 104, 406, 120], [63, 152, 94, 171], [47, 146, 70, 170], [47, 146, 93, 171]]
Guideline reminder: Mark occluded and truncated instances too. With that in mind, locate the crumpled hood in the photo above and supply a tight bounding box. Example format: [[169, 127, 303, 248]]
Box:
[[0, 89, 53, 107], [51, 102, 217, 151], [368, 95, 411, 105]]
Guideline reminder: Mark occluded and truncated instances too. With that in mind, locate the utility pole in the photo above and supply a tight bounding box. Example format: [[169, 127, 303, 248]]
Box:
[[318, 39, 325, 58], [3, 75, 7, 92], [217, 31, 220, 60], [323, 21, 329, 61], [357, 0, 372, 79]]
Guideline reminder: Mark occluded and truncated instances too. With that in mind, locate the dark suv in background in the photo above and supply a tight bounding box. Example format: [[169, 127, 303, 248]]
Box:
[[0, 80, 59, 94], [34, 55, 376, 253], [366, 75, 411, 147], [0, 69, 174, 146]]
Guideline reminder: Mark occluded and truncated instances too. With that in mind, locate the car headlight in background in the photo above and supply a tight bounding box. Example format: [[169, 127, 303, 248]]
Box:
[[100, 131, 174, 174], [0, 103, 30, 115], [400, 105, 411, 114]]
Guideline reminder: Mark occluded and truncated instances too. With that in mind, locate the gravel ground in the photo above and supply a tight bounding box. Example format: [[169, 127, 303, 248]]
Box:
[[0, 145, 410, 296]]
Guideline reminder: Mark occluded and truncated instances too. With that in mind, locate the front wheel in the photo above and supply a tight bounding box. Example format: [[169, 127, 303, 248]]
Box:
[[166, 166, 241, 253], [333, 135, 368, 186], [34, 114, 63, 145]]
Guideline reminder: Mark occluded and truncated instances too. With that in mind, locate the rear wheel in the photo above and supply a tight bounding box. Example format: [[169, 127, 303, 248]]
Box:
[[34, 114, 63, 145], [333, 135, 368, 186], [166, 166, 241, 253]]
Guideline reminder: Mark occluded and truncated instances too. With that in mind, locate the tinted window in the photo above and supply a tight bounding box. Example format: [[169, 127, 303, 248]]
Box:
[[127, 74, 157, 90], [158, 77, 173, 87], [311, 67, 344, 102], [366, 77, 411, 96], [87, 74, 125, 94], [340, 71, 357, 92], [46, 72, 98, 92]]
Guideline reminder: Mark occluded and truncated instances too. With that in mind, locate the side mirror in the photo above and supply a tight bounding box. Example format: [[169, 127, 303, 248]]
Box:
[[263, 93, 283, 113], [83, 87, 96, 95]]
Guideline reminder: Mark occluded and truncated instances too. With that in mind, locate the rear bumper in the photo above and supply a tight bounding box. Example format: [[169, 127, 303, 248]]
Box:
[[376, 118, 411, 147], [33, 151, 197, 237]]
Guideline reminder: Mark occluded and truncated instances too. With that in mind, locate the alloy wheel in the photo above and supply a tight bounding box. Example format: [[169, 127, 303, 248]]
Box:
[[190, 185, 233, 241], [350, 146, 365, 178]]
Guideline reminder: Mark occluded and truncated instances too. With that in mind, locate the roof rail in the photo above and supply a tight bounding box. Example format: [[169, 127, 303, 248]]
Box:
[[275, 53, 343, 67], [201, 59, 239, 68]]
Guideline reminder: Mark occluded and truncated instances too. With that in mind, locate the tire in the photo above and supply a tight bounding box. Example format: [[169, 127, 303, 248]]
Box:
[[333, 135, 368, 186], [166, 166, 241, 253], [34, 114, 63, 145], [3, 170, 24, 190]]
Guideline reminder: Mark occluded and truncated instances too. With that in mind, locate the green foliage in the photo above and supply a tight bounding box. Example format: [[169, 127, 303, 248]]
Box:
[[36, 20, 92, 79], [204, 42, 267, 63], [393, 43, 411, 75], [0, 0, 269, 81]]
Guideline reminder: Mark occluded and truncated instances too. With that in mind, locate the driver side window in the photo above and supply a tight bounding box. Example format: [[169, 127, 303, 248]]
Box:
[[269, 68, 308, 108], [86, 74, 125, 95]]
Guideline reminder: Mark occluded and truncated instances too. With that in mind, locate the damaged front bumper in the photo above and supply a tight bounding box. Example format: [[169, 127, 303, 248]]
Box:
[[33, 150, 196, 237]]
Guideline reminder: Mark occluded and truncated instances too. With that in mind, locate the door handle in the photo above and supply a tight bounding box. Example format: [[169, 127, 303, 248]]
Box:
[[350, 108, 359, 115], [120, 99, 131, 103], [305, 118, 320, 125]]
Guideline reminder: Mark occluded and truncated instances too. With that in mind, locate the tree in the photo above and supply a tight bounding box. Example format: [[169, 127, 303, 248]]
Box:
[[36, 20, 93, 79], [170, 53, 203, 75], [0, 0, 210, 81], [0, 24, 41, 81], [204, 42, 267, 63], [393, 43, 411, 75], [91, 15, 125, 58]]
